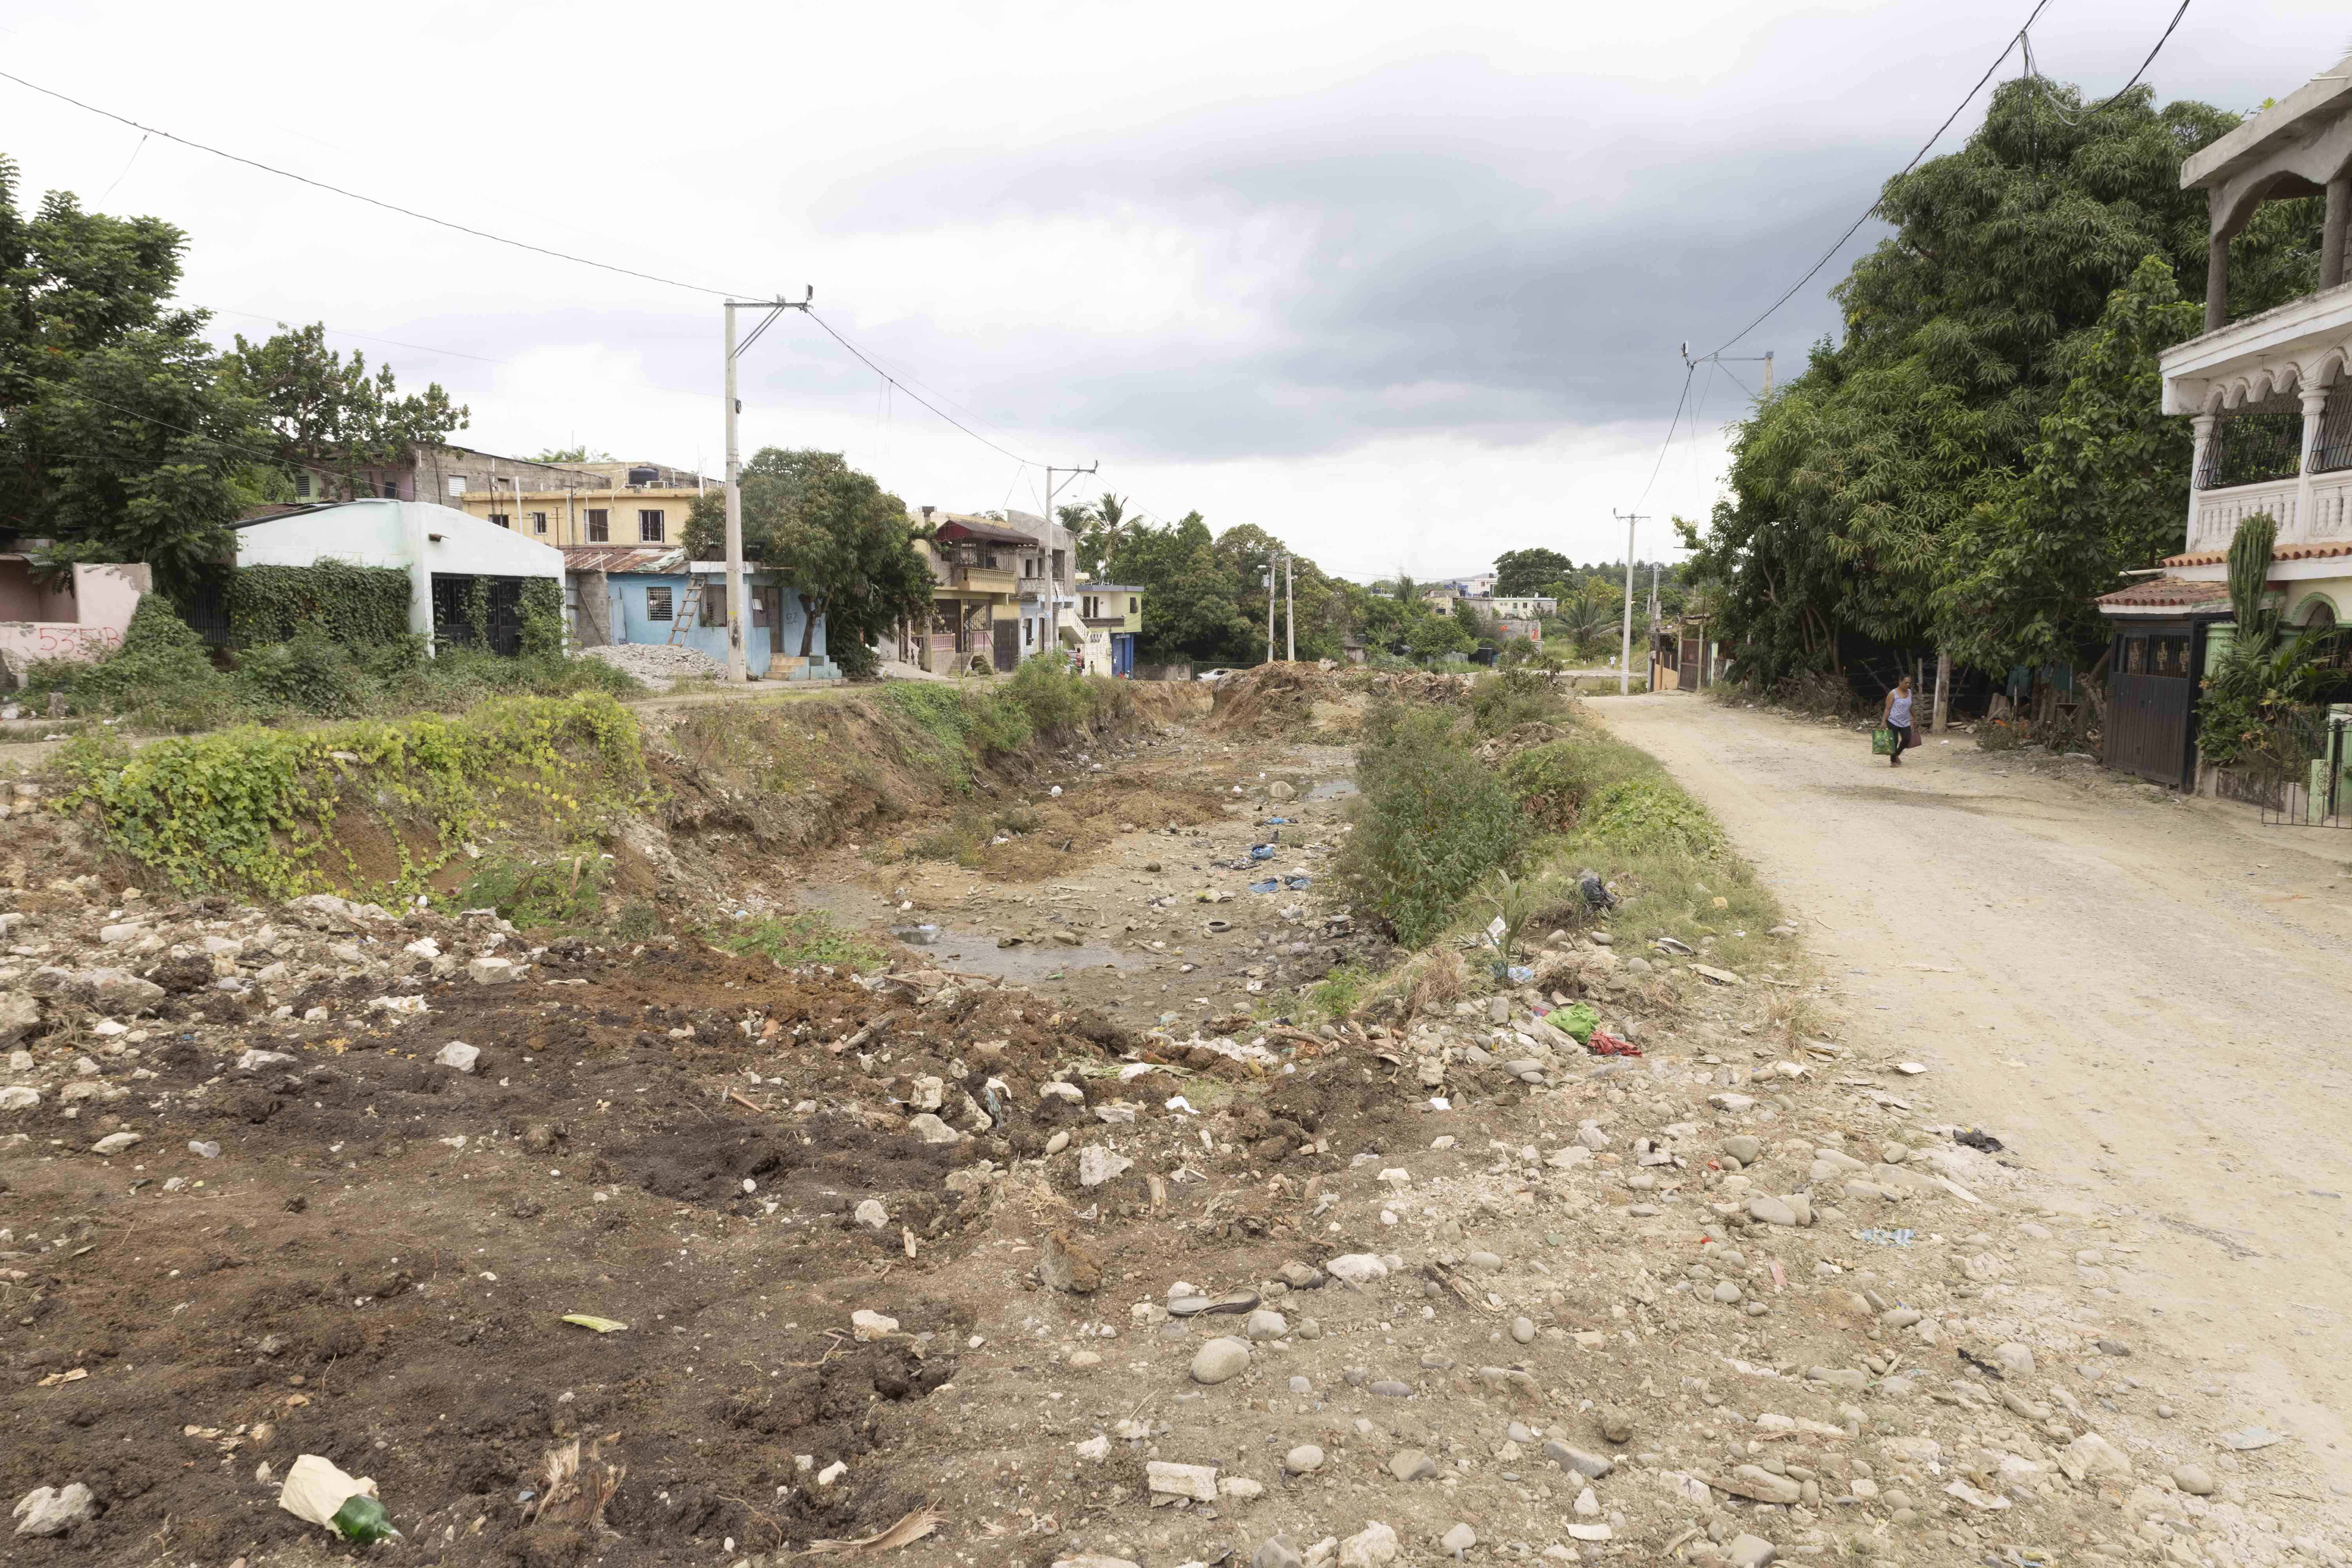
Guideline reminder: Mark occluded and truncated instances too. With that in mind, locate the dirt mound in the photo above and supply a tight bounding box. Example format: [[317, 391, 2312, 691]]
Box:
[[1208, 664, 1469, 738]]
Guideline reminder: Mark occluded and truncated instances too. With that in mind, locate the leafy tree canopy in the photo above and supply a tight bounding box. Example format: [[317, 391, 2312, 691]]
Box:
[[684, 448, 934, 665], [1686, 78, 2323, 688], [1492, 547, 1576, 597], [222, 323, 467, 497]]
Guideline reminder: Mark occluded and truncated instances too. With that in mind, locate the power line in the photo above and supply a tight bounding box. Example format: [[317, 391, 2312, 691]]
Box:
[[1632, 361, 1697, 512], [799, 309, 1047, 467], [0, 67, 752, 299], [2018, 0, 2194, 127], [1708, 0, 2058, 358]]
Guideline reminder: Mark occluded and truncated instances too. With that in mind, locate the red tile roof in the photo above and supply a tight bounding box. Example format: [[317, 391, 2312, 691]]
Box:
[[2162, 541, 2352, 566], [2095, 576, 2231, 610]]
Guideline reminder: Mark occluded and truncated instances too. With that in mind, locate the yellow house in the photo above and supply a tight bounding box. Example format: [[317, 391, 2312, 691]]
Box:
[[452, 485, 706, 550]]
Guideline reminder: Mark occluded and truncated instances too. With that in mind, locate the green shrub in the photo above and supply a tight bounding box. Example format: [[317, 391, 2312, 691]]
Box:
[[609, 900, 662, 940], [450, 849, 612, 930], [1582, 778, 1722, 856], [519, 579, 566, 658], [1336, 707, 1525, 946], [1470, 665, 1568, 735], [1499, 740, 1593, 831], [235, 628, 371, 717], [720, 911, 886, 969], [29, 596, 238, 731], [228, 561, 412, 650]]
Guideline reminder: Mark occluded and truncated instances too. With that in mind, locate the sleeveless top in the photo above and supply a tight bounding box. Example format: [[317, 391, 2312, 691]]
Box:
[[1888, 691, 1914, 727]]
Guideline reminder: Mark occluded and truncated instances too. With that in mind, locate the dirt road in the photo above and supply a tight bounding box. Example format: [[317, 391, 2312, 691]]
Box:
[[1601, 692, 2352, 1486]]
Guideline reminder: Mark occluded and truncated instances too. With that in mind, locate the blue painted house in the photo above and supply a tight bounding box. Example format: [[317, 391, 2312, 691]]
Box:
[[562, 546, 835, 680]]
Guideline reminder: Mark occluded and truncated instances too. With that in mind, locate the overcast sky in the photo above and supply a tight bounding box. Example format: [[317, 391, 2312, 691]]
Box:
[[5, 0, 2347, 579]]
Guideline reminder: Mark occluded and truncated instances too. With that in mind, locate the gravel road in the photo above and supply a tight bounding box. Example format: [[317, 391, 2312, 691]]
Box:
[[1599, 692, 2352, 1490]]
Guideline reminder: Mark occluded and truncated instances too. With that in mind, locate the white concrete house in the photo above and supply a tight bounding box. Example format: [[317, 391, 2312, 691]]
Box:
[[233, 499, 564, 654]]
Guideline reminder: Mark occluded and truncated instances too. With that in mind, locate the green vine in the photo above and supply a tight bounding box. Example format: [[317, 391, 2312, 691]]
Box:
[[463, 578, 491, 649], [228, 561, 412, 650], [54, 692, 652, 902], [519, 578, 565, 657]]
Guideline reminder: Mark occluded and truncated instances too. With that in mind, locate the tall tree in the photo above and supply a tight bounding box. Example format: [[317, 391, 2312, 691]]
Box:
[[1492, 547, 1575, 597], [684, 448, 934, 667], [0, 159, 258, 593], [1688, 78, 2323, 687], [221, 323, 468, 497]]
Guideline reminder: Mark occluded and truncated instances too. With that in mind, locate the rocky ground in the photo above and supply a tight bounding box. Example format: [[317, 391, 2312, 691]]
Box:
[[4, 697, 2348, 1568]]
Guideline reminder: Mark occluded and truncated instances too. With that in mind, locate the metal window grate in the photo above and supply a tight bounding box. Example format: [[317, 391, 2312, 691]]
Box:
[[2314, 387, 2352, 474], [646, 586, 673, 621], [2201, 393, 2306, 488]]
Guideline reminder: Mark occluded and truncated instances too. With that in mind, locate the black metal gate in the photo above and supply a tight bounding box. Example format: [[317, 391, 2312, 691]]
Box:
[[2105, 671, 2194, 786], [993, 619, 1020, 673], [429, 573, 526, 656]]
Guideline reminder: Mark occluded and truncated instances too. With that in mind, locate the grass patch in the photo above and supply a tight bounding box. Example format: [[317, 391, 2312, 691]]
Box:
[[1334, 704, 1526, 947], [719, 911, 887, 970], [445, 849, 612, 931], [1305, 963, 1372, 1022]]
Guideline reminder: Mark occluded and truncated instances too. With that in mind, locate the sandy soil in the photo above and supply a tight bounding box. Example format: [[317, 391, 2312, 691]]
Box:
[[1597, 692, 2352, 1489]]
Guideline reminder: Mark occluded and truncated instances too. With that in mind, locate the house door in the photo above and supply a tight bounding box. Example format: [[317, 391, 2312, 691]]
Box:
[[2103, 628, 2197, 788], [756, 586, 785, 653], [993, 618, 1020, 672]]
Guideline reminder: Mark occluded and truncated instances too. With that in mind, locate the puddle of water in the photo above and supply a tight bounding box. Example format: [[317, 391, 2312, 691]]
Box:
[[1308, 777, 1359, 800], [918, 927, 1126, 981]]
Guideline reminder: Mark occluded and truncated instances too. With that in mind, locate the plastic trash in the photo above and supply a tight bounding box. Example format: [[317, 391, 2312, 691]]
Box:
[[1283, 873, 1312, 890], [1547, 1002, 1601, 1044], [1953, 1127, 2003, 1152], [1504, 965, 1534, 984], [1586, 1029, 1641, 1058], [1247, 878, 1280, 895], [1578, 869, 1618, 911], [278, 1454, 398, 1542], [1249, 844, 1276, 861]]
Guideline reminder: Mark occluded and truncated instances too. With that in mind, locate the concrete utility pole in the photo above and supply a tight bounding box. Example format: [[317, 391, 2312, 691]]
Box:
[[1612, 510, 1648, 696], [1285, 556, 1295, 662], [1260, 559, 1279, 664], [1042, 462, 1099, 664], [1933, 647, 1952, 733], [723, 291, 811, 682]]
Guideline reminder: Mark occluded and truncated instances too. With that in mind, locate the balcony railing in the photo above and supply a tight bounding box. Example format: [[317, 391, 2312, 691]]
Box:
[[948, 565, 1017, 595], [2190, 471, 2352, 552]]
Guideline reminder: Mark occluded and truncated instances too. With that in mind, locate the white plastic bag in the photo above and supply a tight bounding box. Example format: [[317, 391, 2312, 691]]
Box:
[[278, 1454, 393, 1540]]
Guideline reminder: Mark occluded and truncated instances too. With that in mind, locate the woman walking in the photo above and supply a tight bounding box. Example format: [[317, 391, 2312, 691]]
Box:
[[1883, 674, 1917, 766]]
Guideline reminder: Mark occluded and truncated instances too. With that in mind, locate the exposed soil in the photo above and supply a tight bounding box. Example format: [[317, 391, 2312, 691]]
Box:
[[6, 686, 2350, 1568]]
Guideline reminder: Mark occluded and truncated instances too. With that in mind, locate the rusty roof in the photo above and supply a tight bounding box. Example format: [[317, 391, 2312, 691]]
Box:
[[933, 517, 1038, 546], [2095, 576, 2232, 610]]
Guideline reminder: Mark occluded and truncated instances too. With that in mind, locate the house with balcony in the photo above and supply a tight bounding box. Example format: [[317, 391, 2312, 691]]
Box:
[[2096, 51, 2352, 790], [893, 511, 1034, 673]]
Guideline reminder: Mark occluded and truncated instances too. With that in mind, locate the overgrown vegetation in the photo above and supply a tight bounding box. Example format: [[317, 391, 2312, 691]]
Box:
[[718, 911, 888, 971], [1337, 691, 1784, 982], [54, 692, 652, 902], [2196, 512, 2348, 772], [25, 596, 639, 731], [226, 561, 412, 649], [875, 657, 1132, 791], [448, 849, 614, 931]]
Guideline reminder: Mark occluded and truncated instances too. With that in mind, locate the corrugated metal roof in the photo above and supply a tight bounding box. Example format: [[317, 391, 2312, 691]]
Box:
[[562, 545, 686, 573], [933, 518, 1038, 546]]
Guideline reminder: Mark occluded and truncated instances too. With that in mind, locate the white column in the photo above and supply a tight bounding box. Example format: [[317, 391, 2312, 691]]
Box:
[[2187, 413, 2217, 551], [2296, 383, 2330, 544]]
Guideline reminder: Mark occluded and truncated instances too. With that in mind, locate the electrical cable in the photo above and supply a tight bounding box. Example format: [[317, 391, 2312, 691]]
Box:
[[1632, 361, 1698, 512], [0, 67, 753, 300], [799, 309, 1047, 467], [1708, 0, 2058, 358], [2019, 0, 2194, 126]]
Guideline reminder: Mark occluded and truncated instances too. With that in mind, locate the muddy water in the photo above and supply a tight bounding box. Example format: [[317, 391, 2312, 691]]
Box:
[[902, 926, 1128, 981]]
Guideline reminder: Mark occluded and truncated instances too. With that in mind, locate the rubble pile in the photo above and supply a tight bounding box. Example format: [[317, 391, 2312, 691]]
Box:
[[2, 878, 2344, 1565]]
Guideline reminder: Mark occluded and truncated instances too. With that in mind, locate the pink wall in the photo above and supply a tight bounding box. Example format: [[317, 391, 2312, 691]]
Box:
[[0, 562, 151, 686]]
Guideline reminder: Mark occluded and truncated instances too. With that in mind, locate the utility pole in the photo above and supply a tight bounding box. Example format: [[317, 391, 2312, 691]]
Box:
[[1260, 558, 1279, 664], [1762, 350, 1774, 399], [723, 290, 812, 682], [1932, 646, 1952, 733], [1042, 462, 1099, 665], [1284, 556, 1295, 662], [1612, 510, 1647, 695]]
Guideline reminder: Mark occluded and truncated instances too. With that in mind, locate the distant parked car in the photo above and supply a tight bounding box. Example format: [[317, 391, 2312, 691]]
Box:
[[1196, 667, 1237, 682]]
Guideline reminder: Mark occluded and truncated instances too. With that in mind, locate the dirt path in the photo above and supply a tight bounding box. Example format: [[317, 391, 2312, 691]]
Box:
[[1599, 691, 2352, 1487]]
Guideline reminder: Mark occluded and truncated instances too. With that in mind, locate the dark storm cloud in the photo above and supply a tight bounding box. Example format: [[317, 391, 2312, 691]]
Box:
[[785, 54, 1897, 456]]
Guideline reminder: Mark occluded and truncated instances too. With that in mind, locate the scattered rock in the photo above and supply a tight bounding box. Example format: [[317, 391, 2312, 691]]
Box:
[[1040, 1230, 1102, 1292], [907, 1113, 961, 1144], [1253, 1537, 1303, 1568], [1725, 1532, 1777, 1568], [1388, 1449, 1438, 1482], [467, 955, 517, 985], [850, 1309, 898, 1341], [1439, 1522, 1476, 1554], [1989, 1341, 2035, 1377], [1283, 1444, 1325, 1474], [1246, 1308, 1289, 1340], [12, 1483, 97, 1537], [1339, 1521, 1400, 1567], [1146, 1461, 1219, 1502], [435, 1041, 480, 1073], [1191, 1337, 1252, 1385], [90, 1131, 141, 1156], [1077, 1145, 1133, 1187], [2172, 1462, 2216, 1497]]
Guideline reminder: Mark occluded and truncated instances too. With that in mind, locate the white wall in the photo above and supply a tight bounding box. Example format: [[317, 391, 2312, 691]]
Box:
[[234, 500, 563, 642]]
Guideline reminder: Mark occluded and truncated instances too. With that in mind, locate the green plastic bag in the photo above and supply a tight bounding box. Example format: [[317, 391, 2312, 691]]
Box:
[[1548, 1002, 1600, 1044], [1871, 726, 1897, 756]]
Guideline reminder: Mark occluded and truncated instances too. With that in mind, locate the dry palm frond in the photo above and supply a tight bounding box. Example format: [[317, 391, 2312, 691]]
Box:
[[806, 1501, 943, 1555], [525, 1439, 625, 1534]]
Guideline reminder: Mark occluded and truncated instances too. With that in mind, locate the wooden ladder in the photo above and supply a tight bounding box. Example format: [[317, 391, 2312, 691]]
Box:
[[666, 575, 704, 644]]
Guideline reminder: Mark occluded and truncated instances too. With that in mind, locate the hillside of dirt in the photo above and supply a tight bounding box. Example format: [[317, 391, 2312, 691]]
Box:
[[5, 687, 2347, 1568]]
